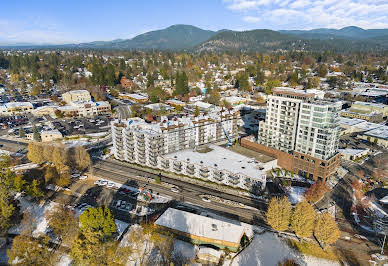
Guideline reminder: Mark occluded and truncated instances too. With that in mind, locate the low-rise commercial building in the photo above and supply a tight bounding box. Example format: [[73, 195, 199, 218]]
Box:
[[155, 208, 246, 252], [41, 130, 63, 142], [350, 101, 388, 117], [62, 90, 91, 104], [339, 148, 369, 161], [0, 102, 34, 116], [358, 126, 388, 148], [340, 109, 383, 122]]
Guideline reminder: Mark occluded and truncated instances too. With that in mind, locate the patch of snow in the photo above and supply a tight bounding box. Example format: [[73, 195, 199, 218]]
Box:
[[286, 186, 307, 205], [57, 255, 72, 266], [9, 196, 57, 236], [115, 219, 129, 239], [369, 201, 388, 218]]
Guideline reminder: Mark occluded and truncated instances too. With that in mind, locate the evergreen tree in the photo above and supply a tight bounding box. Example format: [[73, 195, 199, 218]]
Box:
[[266, 197, 292, 232], [291, 201, 316, 238], [32, 125, 40, 142], [19, 126, 25, 138]]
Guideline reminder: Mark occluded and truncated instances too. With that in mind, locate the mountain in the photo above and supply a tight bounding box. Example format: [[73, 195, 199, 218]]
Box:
[[280, 26, 388, 40], [196, 27, 388, 52], [196, 29, 297, 52], [1, 25, 388, 52], [76, 24, 217, 50]]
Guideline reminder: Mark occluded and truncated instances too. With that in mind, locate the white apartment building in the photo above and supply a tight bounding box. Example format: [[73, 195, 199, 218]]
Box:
[[255, 87, 342, 180], [62, 90, 92, 104], [110, 111, 267, 190], [258, 87, 316, 153], [295, 100, 341, 160]]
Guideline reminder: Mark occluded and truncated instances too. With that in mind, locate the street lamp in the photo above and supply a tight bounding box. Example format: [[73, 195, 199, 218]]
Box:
[[373, 216, 388, 255]]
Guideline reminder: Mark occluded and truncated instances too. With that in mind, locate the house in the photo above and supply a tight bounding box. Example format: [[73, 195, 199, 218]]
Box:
[[166, 99, 186, 108], [155, 208, 246, 252], [120, 76, 134, 89]]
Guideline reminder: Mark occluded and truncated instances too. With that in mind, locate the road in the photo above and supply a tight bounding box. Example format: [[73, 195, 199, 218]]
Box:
[[0, 137, 28, 153], [92, 160, 267, 225]]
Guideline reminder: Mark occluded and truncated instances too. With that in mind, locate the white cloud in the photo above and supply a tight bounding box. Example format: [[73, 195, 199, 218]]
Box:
[[243, 16, 261, 23], [223, 0, 388, 29]]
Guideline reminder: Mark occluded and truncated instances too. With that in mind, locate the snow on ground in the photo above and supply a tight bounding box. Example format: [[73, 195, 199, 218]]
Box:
[[63, 140, 90, 147], [286, 186, 307, 205], [96, 178, 171, 204], [172, 239, 197, 263], [369, 201, 388, 218], [9, 195, 57, 236], [226, 231, 340, 266], [115, 219, 129, 239], [86, 132, 108, 137], [57, 255, 72, 266]]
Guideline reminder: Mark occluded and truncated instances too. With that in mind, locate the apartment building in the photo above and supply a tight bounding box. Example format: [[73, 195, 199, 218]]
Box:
[[110, 110, 267, 190], [58, 101, 111, 117], [62, 90, 91, 104], [248, 87, 342, 181]]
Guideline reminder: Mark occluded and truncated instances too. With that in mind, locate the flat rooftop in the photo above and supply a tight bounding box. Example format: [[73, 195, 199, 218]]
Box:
[[155, 208, 245, 244], [363, 125, 388, 140], [339, 117, 365, 126], [354, 121, 383, 131], [165, 144, 269, 179], [339, 148, 369, 157], [353, 101, 387, 109]]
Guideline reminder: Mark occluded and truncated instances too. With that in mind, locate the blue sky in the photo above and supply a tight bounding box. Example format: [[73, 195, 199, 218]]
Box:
[[1, 0, 388, 44]]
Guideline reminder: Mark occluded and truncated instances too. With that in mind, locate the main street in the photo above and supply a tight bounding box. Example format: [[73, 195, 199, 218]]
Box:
[[92, 159, 267, 225]]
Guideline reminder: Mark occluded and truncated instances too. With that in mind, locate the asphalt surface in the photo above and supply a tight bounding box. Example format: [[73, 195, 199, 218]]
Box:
[[92, 160, 267, 225]]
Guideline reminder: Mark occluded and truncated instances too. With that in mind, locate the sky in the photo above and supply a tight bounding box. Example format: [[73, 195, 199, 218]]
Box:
[[1, 0, 388, 44]]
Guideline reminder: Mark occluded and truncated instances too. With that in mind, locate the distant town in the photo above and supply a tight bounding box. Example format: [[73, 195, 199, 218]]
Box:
[[0, 46, 387, 265]]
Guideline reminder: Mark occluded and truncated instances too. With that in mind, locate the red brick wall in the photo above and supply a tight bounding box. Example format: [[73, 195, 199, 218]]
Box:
[[241, 137, 341, 181], [241, 138, 294, 170]]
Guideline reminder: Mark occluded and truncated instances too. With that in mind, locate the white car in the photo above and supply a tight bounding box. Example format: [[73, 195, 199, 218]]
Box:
[[201, 196, 211, 203], [106, 182, 115, 188], [171, 187, 180, 193], [79, 175, 88, 180]]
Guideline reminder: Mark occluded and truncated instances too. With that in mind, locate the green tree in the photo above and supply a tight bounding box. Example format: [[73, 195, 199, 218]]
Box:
[[291, 201, 316, 238], [79, 207, 117, 239], [264, 79, 281, 95], [194, 105, 200, 117], [26, 180, 44, 199], [317, 64, 328, 77], [266, 197, 292, 232], [8, 232, 52, 266], [32, 125, 41, 141], [27, 142, 44, 164], [19, 127, 25, 138], [44, 166, 58, 184], [314, 213, 341, 246], [46, 204, 78, 245]]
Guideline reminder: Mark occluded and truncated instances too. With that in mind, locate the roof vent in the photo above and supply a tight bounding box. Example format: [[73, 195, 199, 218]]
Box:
[[211, 224, 218, 231]]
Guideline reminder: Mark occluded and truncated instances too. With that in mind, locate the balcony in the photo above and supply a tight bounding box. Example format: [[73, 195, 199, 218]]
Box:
[[213, 172, 224, 182], [228, 175, 240, 185], [199, 168, 209, 178]]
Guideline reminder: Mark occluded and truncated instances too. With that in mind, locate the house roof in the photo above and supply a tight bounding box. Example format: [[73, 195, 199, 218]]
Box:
[[155, 208, 245, 244]]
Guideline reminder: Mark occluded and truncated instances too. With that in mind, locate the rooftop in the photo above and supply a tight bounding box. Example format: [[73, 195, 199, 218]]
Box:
[[339, 148, 369, 156], [338, 117, 365, 126], [363, 125, 388, 140], [155, 208, 245, 244], [353, 101, 387, 109], [272, 87, 315, 98], [354, 121, 383, 131], [165, 144, 269, 180]]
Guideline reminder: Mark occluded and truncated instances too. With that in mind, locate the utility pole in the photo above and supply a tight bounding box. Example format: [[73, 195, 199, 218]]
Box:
[[373, 216, 388, 256]]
